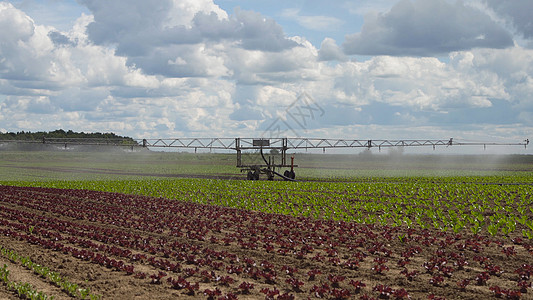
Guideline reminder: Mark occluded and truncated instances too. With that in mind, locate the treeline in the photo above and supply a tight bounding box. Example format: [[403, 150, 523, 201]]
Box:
[[0, 129, 136, 142]]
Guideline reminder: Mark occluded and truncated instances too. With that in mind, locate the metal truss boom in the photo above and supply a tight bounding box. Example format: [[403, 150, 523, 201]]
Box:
[[140, 137, 529, 150]]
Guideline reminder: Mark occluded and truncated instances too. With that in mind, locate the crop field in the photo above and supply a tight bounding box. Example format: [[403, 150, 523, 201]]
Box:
[[1, 151, 533, 299]]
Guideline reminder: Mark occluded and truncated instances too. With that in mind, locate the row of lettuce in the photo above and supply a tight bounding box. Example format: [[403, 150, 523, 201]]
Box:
[[2, 177, 532, 239], [1, 263, 53, 300], [0, 245, 100, 299]]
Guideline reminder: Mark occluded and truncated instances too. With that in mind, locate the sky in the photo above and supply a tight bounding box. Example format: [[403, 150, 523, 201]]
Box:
[[0, 0, 532, 154]]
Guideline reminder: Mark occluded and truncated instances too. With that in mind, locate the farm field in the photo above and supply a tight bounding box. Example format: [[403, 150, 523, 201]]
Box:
[[1, 150, 533, 299], [1, 150, 533, 181]]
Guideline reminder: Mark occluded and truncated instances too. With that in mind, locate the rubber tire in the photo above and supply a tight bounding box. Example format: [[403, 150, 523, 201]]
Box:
[[289, 170, 295, 180], [283, 170, 291, 180], [253, 170, 260, 180], [247, 171, 253, 180]]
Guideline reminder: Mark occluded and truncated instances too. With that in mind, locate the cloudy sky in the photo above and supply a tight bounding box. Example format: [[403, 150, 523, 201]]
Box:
[[0, 0, 532, 153]]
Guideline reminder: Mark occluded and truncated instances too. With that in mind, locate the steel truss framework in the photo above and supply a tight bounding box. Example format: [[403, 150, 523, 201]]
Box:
[[140, 137, 528, 150]]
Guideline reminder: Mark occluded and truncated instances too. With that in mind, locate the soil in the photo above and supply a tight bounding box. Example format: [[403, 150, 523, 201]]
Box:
[[0, 185, 532, 300]]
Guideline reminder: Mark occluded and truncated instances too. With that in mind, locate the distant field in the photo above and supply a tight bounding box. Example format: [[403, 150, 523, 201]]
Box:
[[0, 150, 237, 181], [2, 149, 533, 182]]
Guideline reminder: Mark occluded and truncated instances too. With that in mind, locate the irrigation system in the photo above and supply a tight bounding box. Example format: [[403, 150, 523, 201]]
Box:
[[0, 137, 529, 181]]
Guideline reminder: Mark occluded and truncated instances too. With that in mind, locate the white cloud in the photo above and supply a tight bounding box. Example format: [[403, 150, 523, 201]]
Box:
[[318, 38, 348, 62], [224, 36, 318, 85], [343, 0, 514, 56], [0, 2, 48, 83], [355, 54, 509, 111], [80, 0, 297, 79], [464, 46, 533, 110], [483, 0, 533, 39], [165, 0, 228, 28], [256, 86, 297, 106], [0, 2, 34, 42], [345, 0, 396, 16], [281, 8, 343, 31]]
